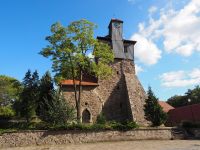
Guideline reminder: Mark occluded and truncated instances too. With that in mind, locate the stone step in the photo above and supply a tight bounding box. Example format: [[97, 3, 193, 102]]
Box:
[[171, 128, 186, 139]]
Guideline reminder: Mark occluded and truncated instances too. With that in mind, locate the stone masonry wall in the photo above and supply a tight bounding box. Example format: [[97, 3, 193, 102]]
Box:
[[62, 86, 102, 123], [0, 128, 173, 148], [96, 59, 133, 121], [62, 59, 147, 125], [124, 73, 148, 125]]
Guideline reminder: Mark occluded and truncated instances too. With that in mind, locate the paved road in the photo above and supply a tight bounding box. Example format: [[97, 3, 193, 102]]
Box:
[[3, 140, 200, 150]]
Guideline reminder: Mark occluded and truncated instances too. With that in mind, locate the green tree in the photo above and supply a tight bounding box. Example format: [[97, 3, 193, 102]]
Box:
[[40, 90, 75, 125], [167, 95, 187, 108], [36, 71, 54, 118], [144, 87, 167, 126], [40, 19, 114, 122], [0, 75, 22, 118], [20, 70, 39, 122], [0, 75, 22, 106], [167, 85, 200, 108], [37, 71, 74, 125]]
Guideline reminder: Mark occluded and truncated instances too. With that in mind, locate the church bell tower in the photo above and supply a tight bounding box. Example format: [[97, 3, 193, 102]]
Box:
[[108, 19, 135, 61], [109, 19, 125, 59]]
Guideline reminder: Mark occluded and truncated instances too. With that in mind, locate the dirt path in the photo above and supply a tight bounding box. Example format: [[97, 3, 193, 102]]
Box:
[[3, 140, 200, 150]]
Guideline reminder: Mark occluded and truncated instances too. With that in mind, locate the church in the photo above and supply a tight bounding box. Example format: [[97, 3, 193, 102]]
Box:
[[61, 19, 147, 125]]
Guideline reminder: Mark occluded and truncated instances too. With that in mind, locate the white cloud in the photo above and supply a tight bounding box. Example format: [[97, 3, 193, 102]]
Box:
[[131, 0, 200, 65], [189, 68, 200, 78], [131, 34, 161, 65], [135, 64, 143, 74], [162, 0, 200, 55], [148, 6, 157, 14], [160, 68, 200, 88], [175, 44, 194, 57]]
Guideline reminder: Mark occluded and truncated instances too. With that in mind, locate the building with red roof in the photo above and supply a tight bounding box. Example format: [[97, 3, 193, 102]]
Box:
[[159, 101, 174, 113], [167, 103, 200, 126]]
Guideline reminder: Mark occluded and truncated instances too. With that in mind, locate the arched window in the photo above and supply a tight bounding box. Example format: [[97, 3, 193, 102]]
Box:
[[82, 109, 91, 123]]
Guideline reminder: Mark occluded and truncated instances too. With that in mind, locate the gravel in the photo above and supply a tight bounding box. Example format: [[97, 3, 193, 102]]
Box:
[[3, 140, 200, 150]]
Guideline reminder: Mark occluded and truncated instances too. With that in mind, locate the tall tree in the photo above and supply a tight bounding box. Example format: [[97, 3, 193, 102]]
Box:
[[40, 19, 114, 122], [167, 85, 200, 108], [0, 75, 22, 106], [37, 71, 54, 118], [20, 70, 39, 122], [37, 71, 74, 125], [144, 87, 167, 126], [0, 75, 21, 118]]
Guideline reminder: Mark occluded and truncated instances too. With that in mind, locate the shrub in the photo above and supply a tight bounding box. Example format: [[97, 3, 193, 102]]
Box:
[[107, 121, 139, 131], [124, 121, 139, 129], [0, 119, 138, 131], [0, 106, 15, 119], [96, 113, 106, 124]]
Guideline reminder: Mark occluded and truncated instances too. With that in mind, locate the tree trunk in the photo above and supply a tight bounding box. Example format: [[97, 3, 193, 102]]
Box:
[[69, 54, 80, 122], [77, 67, 83, 123]]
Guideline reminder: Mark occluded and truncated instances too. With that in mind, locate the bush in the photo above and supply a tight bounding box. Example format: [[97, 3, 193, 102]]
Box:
[[0, 106, 15, 119], [124, 121, 139, 130], [0, 121, 50, 130], [96, 113, 106, 124], [0, 119, 139, 131], [47, 120, 139, 131], [107, 121, 139, 131]]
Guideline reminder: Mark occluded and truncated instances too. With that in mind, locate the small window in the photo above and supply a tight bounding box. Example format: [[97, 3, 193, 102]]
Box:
[[116, 71, 119, 74], [85, 102, 88, 106], [117, 85, 120, 90], [124, 46, 128, 53], [120, 102, 123, 109]]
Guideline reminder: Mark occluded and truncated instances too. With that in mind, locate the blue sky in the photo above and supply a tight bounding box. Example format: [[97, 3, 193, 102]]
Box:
[[1, 0, 200, 100]]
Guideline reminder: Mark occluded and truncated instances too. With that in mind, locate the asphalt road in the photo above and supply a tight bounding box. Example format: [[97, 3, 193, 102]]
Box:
[[3, 140, 200, 150]]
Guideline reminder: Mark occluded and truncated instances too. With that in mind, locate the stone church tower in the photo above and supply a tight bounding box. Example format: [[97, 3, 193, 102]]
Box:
[[61, 19, 147, 125]]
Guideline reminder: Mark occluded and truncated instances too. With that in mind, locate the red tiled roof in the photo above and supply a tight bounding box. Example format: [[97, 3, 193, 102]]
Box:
[[61, 80, 98, 86], [159, 101, 174, 113]]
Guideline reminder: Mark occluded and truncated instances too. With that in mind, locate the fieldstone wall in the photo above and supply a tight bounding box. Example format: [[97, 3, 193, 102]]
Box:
[[0, 128, 173, 148], [62, 86, 102, 123], [96, 59, 134, 122], [62, 59, 148, 125], [124, 73, 148, 125]]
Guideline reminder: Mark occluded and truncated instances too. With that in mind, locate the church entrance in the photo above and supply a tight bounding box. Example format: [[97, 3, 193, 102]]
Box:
[[82, 109, 91, 123]]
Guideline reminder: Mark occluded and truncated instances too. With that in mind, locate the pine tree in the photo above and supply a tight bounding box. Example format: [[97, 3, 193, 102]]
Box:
[[20, 70, 39, 123], [37, 71, 74, 125], [144, 87, 167, 126], [37, 71, 54, 119], [46, 91, 75, 125]]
